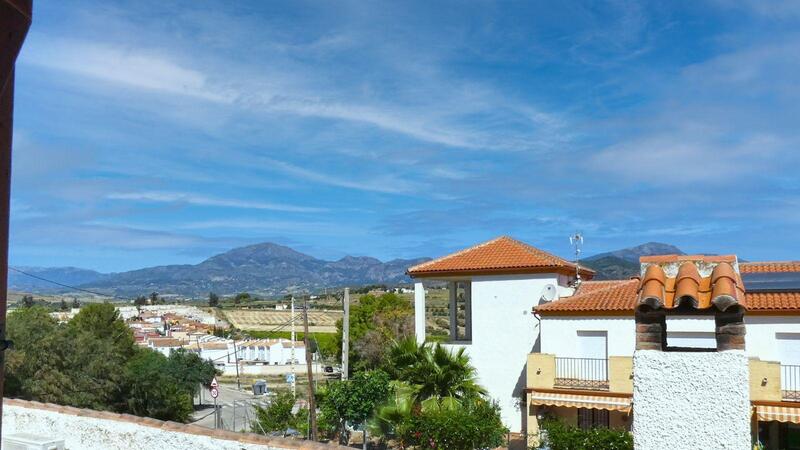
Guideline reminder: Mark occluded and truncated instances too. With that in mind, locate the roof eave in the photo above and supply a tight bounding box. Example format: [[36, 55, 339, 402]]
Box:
[[408, 265, 595, 279]]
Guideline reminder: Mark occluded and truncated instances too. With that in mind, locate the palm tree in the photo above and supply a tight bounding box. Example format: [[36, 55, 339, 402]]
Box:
[[386, 337, 486, 405]]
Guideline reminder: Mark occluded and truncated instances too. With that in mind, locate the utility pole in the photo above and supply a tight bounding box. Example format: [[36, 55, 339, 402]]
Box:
[[290, 296, 296, 398], [341, 288, 350, 380], [232, 338, 241, 391], [303, 297, 318, 441]]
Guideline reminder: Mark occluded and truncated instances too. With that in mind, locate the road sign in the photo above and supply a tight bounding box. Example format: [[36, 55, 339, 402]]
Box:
[[285, 373, 295, 384], [210, 377, 219, 388], [210, 387, 219, 399]]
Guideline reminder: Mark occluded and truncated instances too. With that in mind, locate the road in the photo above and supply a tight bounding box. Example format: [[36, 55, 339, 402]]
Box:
[[192, 384, 272, 432]]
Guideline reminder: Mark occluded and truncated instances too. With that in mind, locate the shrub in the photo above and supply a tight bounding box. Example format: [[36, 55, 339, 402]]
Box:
[[537, 418, 632, 450], [399, 398, 508, 450]]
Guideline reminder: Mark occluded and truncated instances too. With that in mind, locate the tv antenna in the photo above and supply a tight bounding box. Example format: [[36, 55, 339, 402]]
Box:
[[569, 232, 584, 286]]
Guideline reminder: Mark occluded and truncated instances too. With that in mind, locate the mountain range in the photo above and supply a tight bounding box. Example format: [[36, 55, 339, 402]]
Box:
[[8, 241, 684, 297]]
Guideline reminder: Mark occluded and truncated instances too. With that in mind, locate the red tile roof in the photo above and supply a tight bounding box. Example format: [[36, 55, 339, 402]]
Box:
[[535, 280, 639, 315], [537, 257, 800, 316], [407, 236, 595, 278], [638, 260, 745, 312], [740, 261, 800, 273]]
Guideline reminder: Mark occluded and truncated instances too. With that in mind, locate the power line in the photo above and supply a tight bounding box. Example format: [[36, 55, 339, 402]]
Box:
[[8, 266, 133, 301]]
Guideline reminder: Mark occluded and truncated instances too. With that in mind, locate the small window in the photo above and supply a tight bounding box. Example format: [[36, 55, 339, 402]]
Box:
[[577, 408, 609, 430], [447, 281, 472, 342]]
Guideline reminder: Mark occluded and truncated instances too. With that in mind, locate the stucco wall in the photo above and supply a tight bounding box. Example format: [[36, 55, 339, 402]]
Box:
[[632, 350, 750, 450], [542, 315, 800, 361], [442, 273, 557, 433], [2, 399, 341, 450]]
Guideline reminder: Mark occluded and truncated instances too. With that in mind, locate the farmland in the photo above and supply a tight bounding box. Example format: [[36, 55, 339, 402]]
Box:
[[222, 308, 342, 333]]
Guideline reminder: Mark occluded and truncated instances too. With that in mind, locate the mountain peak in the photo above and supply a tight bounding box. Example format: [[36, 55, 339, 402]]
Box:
[[586, 242, 684, 264]]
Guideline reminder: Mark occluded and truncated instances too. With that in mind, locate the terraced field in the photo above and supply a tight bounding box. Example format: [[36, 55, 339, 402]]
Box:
[[223, 309, 342, 333]]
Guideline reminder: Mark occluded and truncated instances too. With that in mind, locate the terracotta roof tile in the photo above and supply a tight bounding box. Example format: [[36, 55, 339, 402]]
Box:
[[638, 260, 745, 312], [740, 261, 800, 273], [747, 292, 800, 311], [407, 236, 594, 278], [535, 280, 639, 315]]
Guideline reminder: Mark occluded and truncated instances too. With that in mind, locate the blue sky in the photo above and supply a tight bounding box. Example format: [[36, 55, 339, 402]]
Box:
[[9, 0, 800, 272]]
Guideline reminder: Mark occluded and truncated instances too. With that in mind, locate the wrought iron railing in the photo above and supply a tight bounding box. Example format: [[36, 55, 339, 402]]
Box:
[[782, 364, 800, 402], [554, 357, 609, 391]]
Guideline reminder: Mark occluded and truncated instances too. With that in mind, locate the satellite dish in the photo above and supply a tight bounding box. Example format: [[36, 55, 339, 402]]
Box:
[[539, 284, 558, 303]]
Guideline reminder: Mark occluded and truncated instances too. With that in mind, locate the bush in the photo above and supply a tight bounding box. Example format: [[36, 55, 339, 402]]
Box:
[[398, 398, 508, 450], [252, 391, 306, 435], [538, 418, 632, 450]]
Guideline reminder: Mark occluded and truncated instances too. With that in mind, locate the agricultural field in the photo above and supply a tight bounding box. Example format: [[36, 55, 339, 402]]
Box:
[[222, 308, 342, 333]]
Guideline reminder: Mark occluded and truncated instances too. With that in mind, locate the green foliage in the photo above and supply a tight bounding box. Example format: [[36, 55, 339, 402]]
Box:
[[234, 292, 251, 304], [351, 284, 388, 294], [134, 295, 147, 306], [538, 418, 633, 450], [398, 398, 507, 450], [71, 298, 81, 309], [208, 292, 220, 307], [124, 350, 194, 421], [335, 293, 413, 371], [5, 303, 218, 423], [21, 295, 35, 308], [319, 370, 392, 444], [368, 338, 506, 449], [149, 292, 160, 305], [252, 391, 306, 435], [387, 337, 486, 404]]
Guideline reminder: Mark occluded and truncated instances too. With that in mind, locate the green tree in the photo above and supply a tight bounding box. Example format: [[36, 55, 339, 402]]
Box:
[[71, 298, 80, 309], [319, 370, 392, 445], [335, 293, 413, 371], [149, 292, 160, 305], [21, 295, 35, 308], [538, 418, 632, 450], [399, 397, 507, 450], [124, 350, 194, 421], [234, 292, 251, 305], [386, 337, 485, 406], [252, 391, 305, 435], [208, 292, 219, 308], [134, 295, 147, 306], [68, 303, 136, 360], [60, 299, 69, 311], [4, 307, 59, 396]]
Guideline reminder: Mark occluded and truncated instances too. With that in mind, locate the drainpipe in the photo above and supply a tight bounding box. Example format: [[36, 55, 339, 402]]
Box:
[[0, 0, 32, 442]]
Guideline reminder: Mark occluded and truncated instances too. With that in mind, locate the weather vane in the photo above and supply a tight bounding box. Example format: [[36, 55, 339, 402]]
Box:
[[569, 232, 584, 285]]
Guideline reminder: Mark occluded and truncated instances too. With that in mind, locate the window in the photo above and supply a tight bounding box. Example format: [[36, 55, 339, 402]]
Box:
[[448, 281, 472, 342], [577, 408, 609, 430], [577, 331, 608, 359], [665, 317, 716, 350], [667, 331, 716, 349]]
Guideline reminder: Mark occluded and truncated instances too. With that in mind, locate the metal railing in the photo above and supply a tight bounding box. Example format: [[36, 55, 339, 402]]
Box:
[[554, 357, 609, 390], [782, 364, 800, 402]]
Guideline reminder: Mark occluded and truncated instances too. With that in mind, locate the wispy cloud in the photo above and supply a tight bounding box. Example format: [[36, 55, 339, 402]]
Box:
[[107, 191, 326, 213]]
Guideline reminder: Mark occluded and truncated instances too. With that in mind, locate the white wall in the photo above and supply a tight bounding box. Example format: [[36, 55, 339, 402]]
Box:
[[541, 315, 800, 362], [632, 350, 751, 450], [2, 399, 338, 450], [443, 273, 559, 433], [541, 317, 636, 357]]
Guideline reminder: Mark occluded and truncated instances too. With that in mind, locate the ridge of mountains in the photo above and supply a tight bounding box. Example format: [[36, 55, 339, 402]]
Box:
[[8, 241, 684, 297]]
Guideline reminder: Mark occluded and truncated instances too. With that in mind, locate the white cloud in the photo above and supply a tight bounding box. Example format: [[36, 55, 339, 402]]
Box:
[[106, 191, 326, 213]]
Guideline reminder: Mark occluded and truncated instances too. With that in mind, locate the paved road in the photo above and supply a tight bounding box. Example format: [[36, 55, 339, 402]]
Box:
[[192, 384, 271, 432]]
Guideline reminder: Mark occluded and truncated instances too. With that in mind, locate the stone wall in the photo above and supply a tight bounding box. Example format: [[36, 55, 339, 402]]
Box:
[[2, 399, 342, 450], [632, 350, 750, 450]]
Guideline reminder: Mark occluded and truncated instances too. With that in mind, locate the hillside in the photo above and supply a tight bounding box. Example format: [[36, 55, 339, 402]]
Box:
[[8, 266, 108, 293], [80, 242, 428, 297], [583, 242, 685, 280]]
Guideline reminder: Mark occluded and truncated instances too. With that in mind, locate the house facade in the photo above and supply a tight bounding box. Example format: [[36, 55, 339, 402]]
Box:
[[530, 257, 800, 449], [407, 236, 594, 433]]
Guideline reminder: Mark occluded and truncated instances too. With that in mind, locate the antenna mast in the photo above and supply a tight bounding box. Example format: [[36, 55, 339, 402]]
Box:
[[569, 232, 584, 286]]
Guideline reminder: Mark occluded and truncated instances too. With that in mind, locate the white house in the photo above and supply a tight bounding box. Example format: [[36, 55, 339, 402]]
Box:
[[407, 236, 594, 433], [530, 256, 800, 448]]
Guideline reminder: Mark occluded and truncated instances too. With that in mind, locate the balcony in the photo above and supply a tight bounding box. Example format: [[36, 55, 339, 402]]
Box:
[[782, 364, 800, 402], [554, 357, 609, 391], [527, 354, 632, 394]]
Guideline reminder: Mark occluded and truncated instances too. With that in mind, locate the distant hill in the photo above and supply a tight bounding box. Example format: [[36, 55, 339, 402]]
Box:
[[583, 242, 685, 280], [61, 242, 429, 297], [8, 266, 108, 293], [9, 240, 686, 297]]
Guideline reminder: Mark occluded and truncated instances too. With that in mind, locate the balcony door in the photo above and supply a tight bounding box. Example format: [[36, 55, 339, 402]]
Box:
[[777, 333, 800, 395], [577, 331, 608, 382]]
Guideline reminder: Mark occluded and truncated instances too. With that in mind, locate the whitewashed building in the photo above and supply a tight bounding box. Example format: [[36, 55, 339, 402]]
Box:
[[408, 236, 594, 433], [530, 256, 800, 449]]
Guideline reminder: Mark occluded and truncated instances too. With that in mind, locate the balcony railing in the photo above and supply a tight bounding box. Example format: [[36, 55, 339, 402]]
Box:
[[554, 357, 609, 391], [782, 364, 800, 402]]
